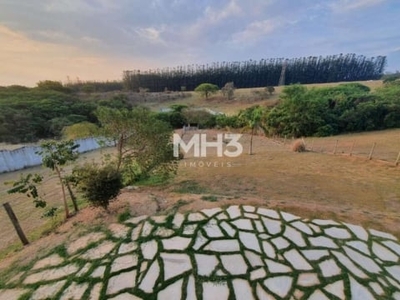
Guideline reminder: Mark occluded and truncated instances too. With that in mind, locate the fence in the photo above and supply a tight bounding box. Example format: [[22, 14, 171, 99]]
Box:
[[274, 135, 400, 166], [0, 137, 109, 173]]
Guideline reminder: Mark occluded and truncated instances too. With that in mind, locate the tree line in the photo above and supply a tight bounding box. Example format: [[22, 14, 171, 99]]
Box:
[[123, 54, 386, 92]]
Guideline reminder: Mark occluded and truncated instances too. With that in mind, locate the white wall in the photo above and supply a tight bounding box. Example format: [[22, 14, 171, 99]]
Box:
[[0, 138, 108, 173]]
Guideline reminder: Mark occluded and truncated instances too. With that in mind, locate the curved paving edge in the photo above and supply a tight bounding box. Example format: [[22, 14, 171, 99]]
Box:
[[1, 205, 400, 300]]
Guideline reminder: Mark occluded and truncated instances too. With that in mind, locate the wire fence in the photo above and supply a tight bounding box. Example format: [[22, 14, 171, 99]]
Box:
[[272, 133, 400, 167]]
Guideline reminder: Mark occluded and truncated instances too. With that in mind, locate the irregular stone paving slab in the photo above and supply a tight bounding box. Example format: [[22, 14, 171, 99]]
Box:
[[372, 242, 398, 262], [109, 223, 130, 238], [60, 282, 88, 300], [283, 249, 313, 270], [221, 254, 248, 275], [158, 278, 183, 300], [369, 228, 397, 240], [297, 273, 319, 287], [141, 240, 158, 260], [344, 222, 369, 241], [283, 226, 306, 247], [24, 264, 79, 284], [232, 278, 255, 299], [239, 231, 261, 252], [324, 227, 352, 239], [109, 293, 143, 300], [91, 265, 107, 278], [32, 254, 64, 270], [346, 240, 370, 255], [349, 276, 375, 300], [119, 241, 138, 254], [319, 259, 341, 277], [308, 289, 330, 300], [89, 283, 102, 300], [138, 260, 159, 293], [263, 275, 293, 298], [161, 252, 191, 280], [107, 270, 137, 295], [80, 240, 116, 260], [3, 205, 400, 300], [324, 280, 345, 299], [203, 281, 230, 300], [67, 232, 106, 254], [204, 239, 240, 252], [111, 254, 138, 273], [195, 254, 219, 276], [162, 236, 191, 250], [383, 240, 400, 255], [0, 288, 29, 300], [30, 280, 66, 300]]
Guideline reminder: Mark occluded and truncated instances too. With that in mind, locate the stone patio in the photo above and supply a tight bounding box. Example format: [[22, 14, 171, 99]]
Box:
[[1, 205, 399, 299]]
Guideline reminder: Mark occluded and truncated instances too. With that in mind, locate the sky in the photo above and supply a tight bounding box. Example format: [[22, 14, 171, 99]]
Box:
[[0, 0, 399, 87]]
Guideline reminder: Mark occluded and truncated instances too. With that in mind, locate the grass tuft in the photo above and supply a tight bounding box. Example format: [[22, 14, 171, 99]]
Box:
[[291, 139, 306, 152]]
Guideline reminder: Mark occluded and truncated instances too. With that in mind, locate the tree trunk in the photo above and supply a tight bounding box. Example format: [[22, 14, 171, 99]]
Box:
[[56, 167, 69, 219], [249, 127, 254, 155], [65, 180, 78, 213], [116, 135, 124, 171]]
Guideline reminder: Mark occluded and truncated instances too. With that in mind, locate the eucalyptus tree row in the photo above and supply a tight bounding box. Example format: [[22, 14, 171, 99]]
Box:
[[123, 54, 386, 92]]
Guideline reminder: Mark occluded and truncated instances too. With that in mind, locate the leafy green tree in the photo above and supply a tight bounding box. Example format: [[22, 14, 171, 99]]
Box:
[[239, 106, 267, 155], [36, 140, 80, 219], [95, 106, 178, 184], [194, 83, 219, 99], [95, 107, 136, 171]]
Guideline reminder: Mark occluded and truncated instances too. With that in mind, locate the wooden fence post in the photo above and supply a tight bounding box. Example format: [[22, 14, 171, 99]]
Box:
[[333, 140, 338, 155], [395, 151, 400, 166], [310, 139, 314, 151], [368, 142, 376, 160], [3, 202, 29, 246], [349, 141, 355, 156]]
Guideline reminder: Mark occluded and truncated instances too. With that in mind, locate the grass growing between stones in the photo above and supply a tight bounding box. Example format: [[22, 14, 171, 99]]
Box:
[[1, 204, 399, 299], [201, 195, 219, 202], [173, 180, 210, 194]]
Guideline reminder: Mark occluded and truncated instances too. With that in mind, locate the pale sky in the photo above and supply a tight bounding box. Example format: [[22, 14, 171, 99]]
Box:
[[1, 0, 399, 87]]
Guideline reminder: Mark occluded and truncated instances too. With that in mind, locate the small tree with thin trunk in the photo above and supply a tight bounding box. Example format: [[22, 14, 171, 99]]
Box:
[[239, 106, 267, 155], [194, 83, 219, 99], [36, 140, 79, 219]]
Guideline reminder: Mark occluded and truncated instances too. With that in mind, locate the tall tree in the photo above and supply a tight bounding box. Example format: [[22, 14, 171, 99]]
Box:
[[95, 106, 178, 184]]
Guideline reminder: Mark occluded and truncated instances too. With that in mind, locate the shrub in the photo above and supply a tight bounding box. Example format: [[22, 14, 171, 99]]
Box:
[[291, 139, 306, 152], [73, 164, 122, 209]]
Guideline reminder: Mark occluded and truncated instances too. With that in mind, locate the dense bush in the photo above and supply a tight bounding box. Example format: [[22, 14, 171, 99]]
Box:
[[73, 164, 122, 210], [215, 114, 245, 128], [265, 82, 400, 137], [182, 109, 217, 128]]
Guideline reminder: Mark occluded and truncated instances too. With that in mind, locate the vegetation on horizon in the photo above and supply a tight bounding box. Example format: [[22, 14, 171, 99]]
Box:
[[123, 54, 386, 92]]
